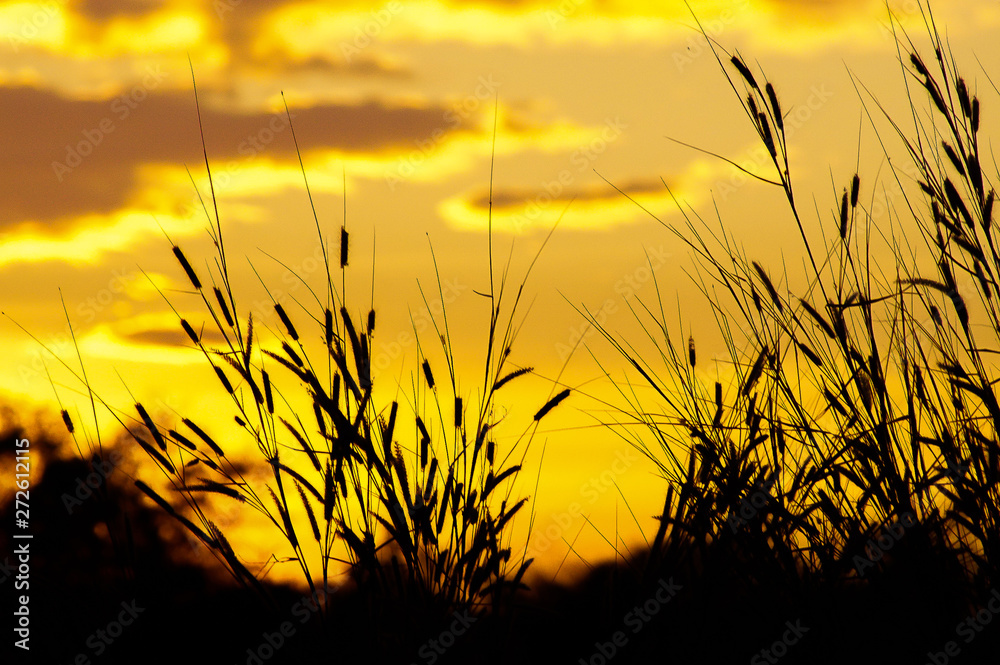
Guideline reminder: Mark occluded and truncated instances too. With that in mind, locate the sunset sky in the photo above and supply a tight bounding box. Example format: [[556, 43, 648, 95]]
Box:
[[2, 0, 997, 584]]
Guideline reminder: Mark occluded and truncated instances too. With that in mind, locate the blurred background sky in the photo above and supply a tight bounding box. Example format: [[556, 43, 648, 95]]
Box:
[[1, 0, 997, 585]]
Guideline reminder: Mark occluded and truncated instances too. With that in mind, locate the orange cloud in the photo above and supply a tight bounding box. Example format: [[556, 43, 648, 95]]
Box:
[[0, 84, 477, 226]]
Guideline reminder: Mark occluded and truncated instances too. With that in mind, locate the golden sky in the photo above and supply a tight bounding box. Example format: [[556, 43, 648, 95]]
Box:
[[2, 0, 998, 584]]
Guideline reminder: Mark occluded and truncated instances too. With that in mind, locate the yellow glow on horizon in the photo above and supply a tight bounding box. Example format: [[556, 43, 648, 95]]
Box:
[[78, 324, 199, 366], [96, 11, 205, 56], [134, 105, 603, 203], [254, 0, 930, 57], [111, 309, 195, 337], [436, 151, 730, 233], [124, 272, 177, 302], [0, 210, 199, 268], [2, 0, 995, 595], [0, 2, 68, 50], [4, 3, 226, 71], [438, 185, 685, 233], [257, 0, 709, 56]]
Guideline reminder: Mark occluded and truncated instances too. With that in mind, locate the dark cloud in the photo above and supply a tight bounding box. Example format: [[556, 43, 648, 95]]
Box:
[[73, 0, 164, 21], [762, 0, 872, 20], [0, 84, 473, 225], [207, 0, 419, 79], [283, 55, 413, 79], [467, 179, 666, 210], [120, 327, 227, 348]]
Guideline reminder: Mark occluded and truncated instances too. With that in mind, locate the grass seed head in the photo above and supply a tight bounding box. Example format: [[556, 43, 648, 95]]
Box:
[[340, 226, 349, 267], [753, 262, 783, 313], [61, 409, 74, 434], [274, 303, 299, 341], [731, 54, 758, 89], [422, 359, 435, 389], [213, 365, 234, 394], [765, 82, 783, 131], [942, 141, 966, 176], [213, 287, 234, 328], [534, 388, 571, 421], [263, 370, 273, 413], [958, 78, 973, 119], [944, 178, 974, 228], [172, 246, 202, 290], [181, 319, 199, 344], [758, 112, 776, 158], [840, 189, 849, 240]]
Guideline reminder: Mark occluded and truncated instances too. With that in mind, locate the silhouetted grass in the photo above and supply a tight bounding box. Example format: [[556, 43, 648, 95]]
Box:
[[23, 3, 1000, 663], [587, 4, 1000, 660], [119, 93, 569, 638]]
